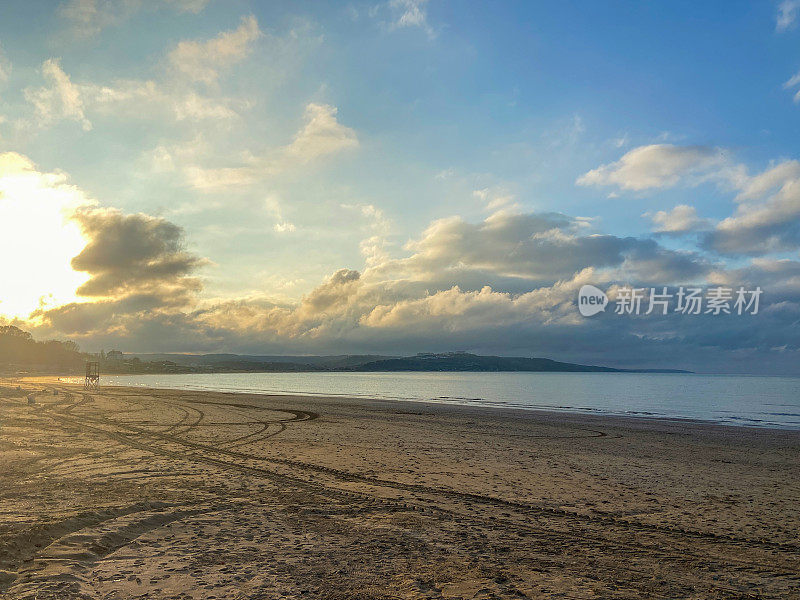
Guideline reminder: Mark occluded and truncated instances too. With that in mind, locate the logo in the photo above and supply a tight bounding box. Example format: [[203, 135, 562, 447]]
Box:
[[578, 284, 608, 317], [576, 284, 762, 317]]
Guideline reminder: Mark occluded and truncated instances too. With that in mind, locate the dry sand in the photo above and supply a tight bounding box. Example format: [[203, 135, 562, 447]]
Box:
[[0, 379, 798, 599]]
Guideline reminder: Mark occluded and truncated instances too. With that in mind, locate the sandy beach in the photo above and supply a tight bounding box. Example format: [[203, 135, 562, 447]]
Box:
[[1, 380, 799, 599]]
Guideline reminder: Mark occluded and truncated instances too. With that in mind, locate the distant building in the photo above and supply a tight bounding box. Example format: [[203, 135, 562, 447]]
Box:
[[106, 350, 124, 361]]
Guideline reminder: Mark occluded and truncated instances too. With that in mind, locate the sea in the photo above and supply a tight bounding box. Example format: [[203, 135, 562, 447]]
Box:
[[99, 371, 800, 431]]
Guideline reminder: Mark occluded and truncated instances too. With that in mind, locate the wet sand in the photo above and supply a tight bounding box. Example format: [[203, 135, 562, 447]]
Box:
[[0, 380, 799, 599]]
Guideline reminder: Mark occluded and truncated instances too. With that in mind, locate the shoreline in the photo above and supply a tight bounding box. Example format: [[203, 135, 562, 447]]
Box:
[[24, 376, 800, 445], [117, 384, 800, 434], [41, 373, 800, 433]]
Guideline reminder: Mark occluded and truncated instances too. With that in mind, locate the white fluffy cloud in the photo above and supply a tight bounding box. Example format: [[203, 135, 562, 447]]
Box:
[[577, 144, 730, 192], [284, 103, 360, 162], [358, 275, 590, 332], [706, 160, 800, 255], [735, 160, 800, 202], [473, 188, 519, 212], [646, 205, 710, 234], [581, 146, 800, 256]]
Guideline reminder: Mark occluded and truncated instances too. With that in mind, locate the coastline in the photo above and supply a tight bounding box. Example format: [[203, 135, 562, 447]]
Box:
[[1, 381, 799, 598], [74, 371, 800, 431]]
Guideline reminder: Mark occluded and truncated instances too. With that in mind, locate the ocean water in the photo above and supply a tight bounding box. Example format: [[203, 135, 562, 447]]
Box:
[[101, 371, 800, 430]]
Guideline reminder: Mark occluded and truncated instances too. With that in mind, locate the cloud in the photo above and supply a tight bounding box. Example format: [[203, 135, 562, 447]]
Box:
[[645, 204, 710, 234], [265, 194, 296, 233], [576, 147, 800, 256], [391, 0, 430, 29], [284, 103, 359, 162], [32, 206, 208, 338], [59, 0, 211, 38], [610, 240, 712, 284], [473, 188, 519, 212], [273, 221, 296, 233], [777, 0, 800, 31], [181, 164, 257, 190], [0, 152, 206, 331], [371, 0, 434, 37], [576, 144, 730, 192], [69, 207, 206, 299], [783, 71, 800, 103], [366, 211, 651, 290], [358, 274, 591, 332], [612, 132, 630, 149], [58, 0, 137, 38], [158, 103, 358, 191], [25, 58, 92, 131], [192, 268, 367, 342], [24, 18, 269, 130], [23, 55, 244, 130], [340, 203, 390, 233], [735, 160, 800, 201], [704, 160, 800, 255], [341, 203, 393, 266], [36, 293, 189, 337], [713, 258, 800, 297], [168, 15, 261, 85]]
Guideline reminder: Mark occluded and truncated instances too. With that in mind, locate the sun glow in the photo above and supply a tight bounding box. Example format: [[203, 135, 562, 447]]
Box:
[[0, 153, 91, 320]]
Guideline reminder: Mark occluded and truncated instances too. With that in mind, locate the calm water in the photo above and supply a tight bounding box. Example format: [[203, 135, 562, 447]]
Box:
[[102, 371, 800, 430]]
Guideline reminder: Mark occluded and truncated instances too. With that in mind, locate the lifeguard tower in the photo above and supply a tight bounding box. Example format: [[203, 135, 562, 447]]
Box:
[[84, 362, 99, 389]]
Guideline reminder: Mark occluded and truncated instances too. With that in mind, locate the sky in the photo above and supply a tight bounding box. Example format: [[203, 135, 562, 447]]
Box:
[[1, 0, 800, 374]]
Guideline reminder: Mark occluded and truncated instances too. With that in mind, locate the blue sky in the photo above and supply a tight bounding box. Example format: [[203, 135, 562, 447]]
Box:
[[1, 1, 800, 373]]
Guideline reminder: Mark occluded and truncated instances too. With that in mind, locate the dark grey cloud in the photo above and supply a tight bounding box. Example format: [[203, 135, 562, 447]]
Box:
[[33, 293, 186, 337], [32, 206, 207, 344], [369, 211, 679, 289], [70, 207, 205, 299], [617, 241, 713, 284]]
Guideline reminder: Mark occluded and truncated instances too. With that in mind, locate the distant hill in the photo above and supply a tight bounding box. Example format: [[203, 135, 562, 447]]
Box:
[[125, 351, 690, 374], [0, 332, 690, 375], [349, 352, 689, 373], [352, 353, 619, 372], [129, 353, 394, 369]]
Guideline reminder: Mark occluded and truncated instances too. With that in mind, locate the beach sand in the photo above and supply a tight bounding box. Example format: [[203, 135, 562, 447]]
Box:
[[0, 380, 798, 599]]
